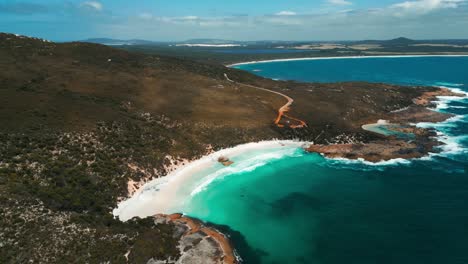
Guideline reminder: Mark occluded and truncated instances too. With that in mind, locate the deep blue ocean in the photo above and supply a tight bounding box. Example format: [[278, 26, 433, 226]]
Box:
[[128, 56, 468, 264], [233, 56, 468, 87]]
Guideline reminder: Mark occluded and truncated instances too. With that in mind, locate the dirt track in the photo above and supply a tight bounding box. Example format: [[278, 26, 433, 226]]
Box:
[[224, 73, 307, 128]]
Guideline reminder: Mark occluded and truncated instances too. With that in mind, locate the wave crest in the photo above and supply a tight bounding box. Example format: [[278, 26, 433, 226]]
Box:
[[190, 148, 302, 196]]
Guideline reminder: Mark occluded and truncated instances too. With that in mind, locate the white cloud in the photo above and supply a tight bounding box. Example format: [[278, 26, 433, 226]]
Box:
[[103, 0, 468, 41], [391, 0, 465, 14], [327, 0, 353, 6], [82, 1, 103, 11], [181, 16, 199, 20], [139, 13, 153, 20], [275, 11, 297, 16]]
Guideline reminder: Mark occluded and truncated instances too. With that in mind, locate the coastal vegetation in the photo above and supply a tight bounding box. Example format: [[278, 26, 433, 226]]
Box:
[[0, 32, 454, 263]]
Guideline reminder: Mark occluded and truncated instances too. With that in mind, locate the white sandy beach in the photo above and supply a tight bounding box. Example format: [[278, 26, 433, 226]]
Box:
[[113, 140, 308, 221], [227, 54, 468, 67]]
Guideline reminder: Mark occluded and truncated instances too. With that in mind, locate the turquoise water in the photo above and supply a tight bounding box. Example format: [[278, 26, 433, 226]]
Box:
[[183, 57, 468, 264]]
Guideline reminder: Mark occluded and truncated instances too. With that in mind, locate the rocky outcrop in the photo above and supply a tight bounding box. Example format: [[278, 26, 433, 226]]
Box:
[[150, 214, 238, 264], [306, 87, 461, 162], [388, 106, 453, 123], [218, 157, 234, 166], [307, 139, 439, 162], [412, 88, 464, 106]]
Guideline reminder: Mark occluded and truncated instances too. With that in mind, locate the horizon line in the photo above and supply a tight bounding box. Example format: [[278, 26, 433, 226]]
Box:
[[3, 31, 468, 44]]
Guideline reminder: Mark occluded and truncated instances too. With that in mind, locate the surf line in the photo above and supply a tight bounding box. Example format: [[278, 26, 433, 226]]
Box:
[[224, 73, 307, 129]]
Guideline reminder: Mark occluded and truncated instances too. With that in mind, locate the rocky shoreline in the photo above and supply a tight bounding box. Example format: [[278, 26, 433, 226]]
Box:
[[119, 87, 465, 262], [125, 87, 466, 263], [152, 214, 238, 264], [306, 88, 465, 161]]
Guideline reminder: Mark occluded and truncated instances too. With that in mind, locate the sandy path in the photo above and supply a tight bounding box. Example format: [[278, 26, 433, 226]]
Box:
[[224, 74, 307, 128]]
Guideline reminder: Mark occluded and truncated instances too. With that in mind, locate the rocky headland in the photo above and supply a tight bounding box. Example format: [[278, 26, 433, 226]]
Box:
[[306, 88, 465, 162], [412, 87, 462, 106], [149, 214, 238, 264]]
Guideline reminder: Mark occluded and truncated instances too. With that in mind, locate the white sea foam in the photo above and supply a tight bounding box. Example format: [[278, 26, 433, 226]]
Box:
[[326, 156, 412, 168], [417, 114, 466, 129], [437, 133, 468, 155], [113, 140, 307, 221], [434, 82, 464, 87], [450, 106, 467, 109], [416, 82, 468, 157], [436, 86, 468, 97], [190, 148, 300, 196], [432, 96, 468, 110], [227, 55, 468, 67]]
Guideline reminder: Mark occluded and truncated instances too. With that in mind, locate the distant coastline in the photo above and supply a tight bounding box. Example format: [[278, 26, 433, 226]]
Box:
[[227, 54, 468, 67]]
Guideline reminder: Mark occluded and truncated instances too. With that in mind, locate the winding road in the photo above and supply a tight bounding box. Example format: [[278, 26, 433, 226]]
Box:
[[224, 73, 307, 128]]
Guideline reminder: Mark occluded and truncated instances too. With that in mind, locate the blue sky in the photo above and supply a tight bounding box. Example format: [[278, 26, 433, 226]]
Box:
[[1, 0, 467, 41]]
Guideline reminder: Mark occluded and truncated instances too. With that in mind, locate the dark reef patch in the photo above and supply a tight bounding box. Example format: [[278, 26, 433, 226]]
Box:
[[204, 221, 264, 264], [270, 192, 326, 217]]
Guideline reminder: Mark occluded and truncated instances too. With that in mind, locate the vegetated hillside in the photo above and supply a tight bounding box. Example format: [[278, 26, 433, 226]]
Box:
[[0, 33, 287, 132], [0, 32, 286, 263], [0, 33, 431, 263]]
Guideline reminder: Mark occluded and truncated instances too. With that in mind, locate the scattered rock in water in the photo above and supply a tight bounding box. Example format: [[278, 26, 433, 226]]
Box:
[[218, 156, 234, 166]]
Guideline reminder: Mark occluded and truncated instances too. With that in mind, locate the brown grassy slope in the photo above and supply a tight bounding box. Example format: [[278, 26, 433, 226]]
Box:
[[0, 33, 285, 133], [0, 33, 433, 138], [220, 75, 434, 141], [285, 81, 428, 129]]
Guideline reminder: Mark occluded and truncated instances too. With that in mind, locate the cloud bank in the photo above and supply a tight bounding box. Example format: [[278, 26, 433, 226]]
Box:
[[0, 0, 467, 41]]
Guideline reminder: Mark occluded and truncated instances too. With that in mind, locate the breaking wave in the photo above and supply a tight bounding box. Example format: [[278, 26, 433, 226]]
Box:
[[114, 141, 306, 220], [190, 147, 303, 196]]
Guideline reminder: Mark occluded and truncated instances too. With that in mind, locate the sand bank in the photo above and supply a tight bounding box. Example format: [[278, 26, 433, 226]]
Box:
[[227, 55, 468, 67]]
